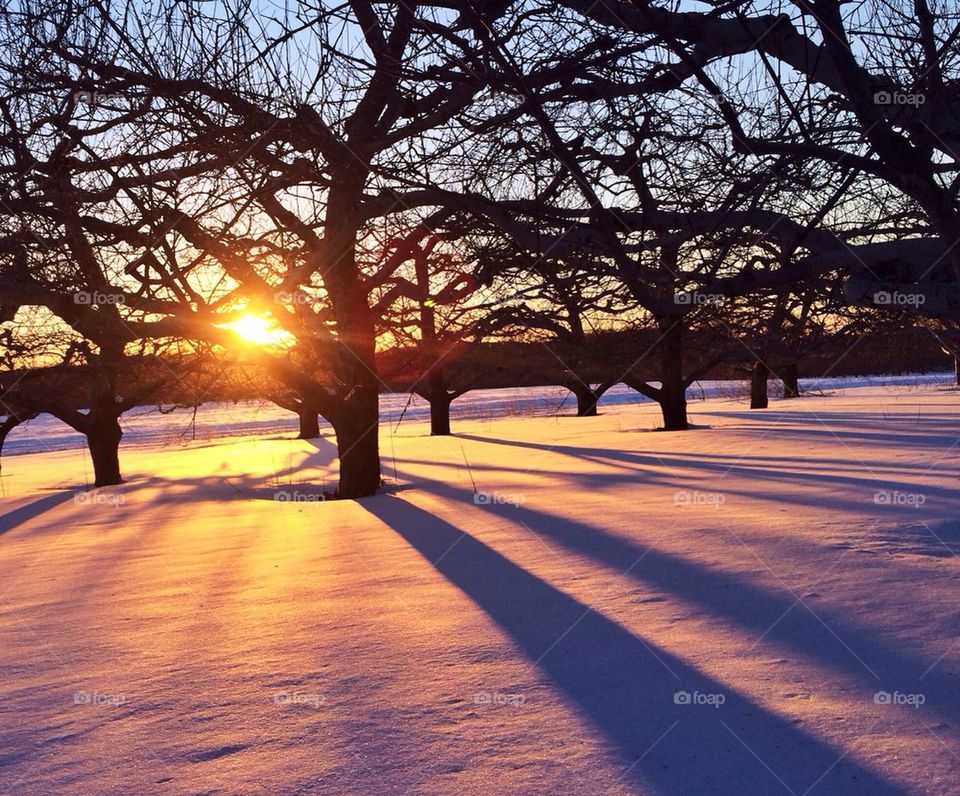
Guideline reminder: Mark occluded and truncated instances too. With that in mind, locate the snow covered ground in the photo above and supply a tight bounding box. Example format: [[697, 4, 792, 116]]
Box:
[[2, 371, 951, 457], [1, 377, 959, 794]]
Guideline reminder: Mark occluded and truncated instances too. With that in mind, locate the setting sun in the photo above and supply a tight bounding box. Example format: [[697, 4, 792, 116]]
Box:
[[225, 313, 292, 347]]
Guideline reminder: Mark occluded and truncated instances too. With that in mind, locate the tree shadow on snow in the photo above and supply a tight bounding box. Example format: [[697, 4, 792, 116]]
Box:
[[363, 496, 905, 795], [411, 473, 960, 731], [0, 489, 79, 535], [704, 408, 960, 451], [112, 435, 341, 506], [453, 434, 960, 512]]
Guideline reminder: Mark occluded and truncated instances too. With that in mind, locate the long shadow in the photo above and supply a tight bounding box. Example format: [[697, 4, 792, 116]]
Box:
[[703, 408, 960, 448], [723, 425, 960, 450], [364, 496, 903, 794], [0, 490, 78, 535], [43, 437, 340, 602], [565, 446, 960, 477], [400, 451, 951, 519], [406, 451, 871, 521], [455, 434, 960, 504], [399, 472, 960, 731], [269, 435, 339, 482], [119, 435, 341, 507], [708, 409, 960, 426]]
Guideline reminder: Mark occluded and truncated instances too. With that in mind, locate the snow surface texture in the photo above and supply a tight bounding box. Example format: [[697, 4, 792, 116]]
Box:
[[0, 379, 958, 794]]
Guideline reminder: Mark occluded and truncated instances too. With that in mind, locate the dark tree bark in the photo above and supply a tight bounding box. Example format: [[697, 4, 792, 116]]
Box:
[[782, 362, 801, 398], [563, 376, 618, 417], [416, 372, 468, 437], [751, 360, 770, 409], [429, 392, 453, 436], [657, 315, 689, 430], [566, 383, 601, 417], [424, 369, 453, 436], [85, 413, 123, 487], [322, 160, 383, 497], [659, 385, 689, 430], [267, 392, 323, 439], [622, 315, 689, 430], [1, 370, 127, 486], [80, 354, 127, 487], [575, 386, 600, 417], [330, 384, 381, 499], [297, 402, 321, 439]]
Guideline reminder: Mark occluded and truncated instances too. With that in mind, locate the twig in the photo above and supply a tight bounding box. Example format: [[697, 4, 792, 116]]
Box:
[[461, 445, 478, 494]]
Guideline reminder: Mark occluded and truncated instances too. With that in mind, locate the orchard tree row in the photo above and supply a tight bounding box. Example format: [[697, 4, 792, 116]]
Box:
[[0, 0, 958, 496]]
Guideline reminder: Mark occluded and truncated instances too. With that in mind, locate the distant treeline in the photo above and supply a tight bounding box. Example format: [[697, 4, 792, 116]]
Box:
[[3, 326, 949, 413]]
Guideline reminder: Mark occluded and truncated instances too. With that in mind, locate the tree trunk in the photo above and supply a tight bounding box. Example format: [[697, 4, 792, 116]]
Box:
[[657, 315, 688, 430], [332, 385, 381, 498], [86, 415, 123, 486], [782, 362, 801, 399], [430, 394, 452, 436], [323, 170, 381, 497], [751, 361, 770, 409], [297, 402, 321, 439], [569, 383, 601, 417], [0, 410, 37, 460], [0, 421, 14, 460], [426, 369, 452, 436], [658, 387, 688, 430], [577, 391, 599, 417]]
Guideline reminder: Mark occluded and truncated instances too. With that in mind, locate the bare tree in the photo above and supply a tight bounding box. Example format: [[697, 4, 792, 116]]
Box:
[[371, 223, 506, 435], [540, 0, 960, 309], [468, 245, 637, 417], [402, 13, 864, 429], [0, 0, 497, 496]]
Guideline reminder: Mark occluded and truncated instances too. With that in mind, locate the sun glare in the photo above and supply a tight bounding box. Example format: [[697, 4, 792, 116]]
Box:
[[226, 314, 292, 347]]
